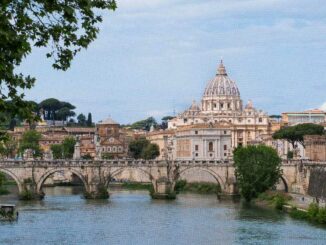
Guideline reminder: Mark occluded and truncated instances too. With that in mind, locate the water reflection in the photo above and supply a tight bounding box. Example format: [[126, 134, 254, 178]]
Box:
[[0, 186, 326, 245]]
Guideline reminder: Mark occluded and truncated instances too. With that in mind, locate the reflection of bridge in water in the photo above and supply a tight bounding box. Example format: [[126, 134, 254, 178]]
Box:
[[0, 160, 322, 199]]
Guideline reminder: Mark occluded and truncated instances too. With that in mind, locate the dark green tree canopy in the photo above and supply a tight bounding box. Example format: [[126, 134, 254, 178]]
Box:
[[77, 113, 86, 126], [130, 117, 157, 131], [273, 123, 324, 148], [233, 145, 282, 202], [128, 137, 160, 160], [0, 0, 116, 133], [87, 113, 93, 127]]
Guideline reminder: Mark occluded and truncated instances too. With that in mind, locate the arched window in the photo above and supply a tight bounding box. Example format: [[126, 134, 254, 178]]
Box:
[[208, 142, 213, 152]]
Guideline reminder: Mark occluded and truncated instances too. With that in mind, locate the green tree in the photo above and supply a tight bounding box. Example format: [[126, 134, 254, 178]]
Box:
[[273, 123, 324, 148], [87, 113, 93, 127], [19, 130, 42, 157], [129, 137, 150, 159], [77, 113, 86, 126], [62, 137, 76, 159], [233, 145, 282, 202], [130, 117, 157, 131], [50, 144, 63, 159], [0, 1, 116, 136], [129, 137, 160, 160], [39, 98, 62, 120], [0, 135, 17, 158], [142, 143, 160, 160], [56, 107, 76, 123]]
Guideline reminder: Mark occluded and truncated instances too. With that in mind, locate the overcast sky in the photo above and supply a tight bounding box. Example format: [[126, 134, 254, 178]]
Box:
[[20, 0, 326, 124]]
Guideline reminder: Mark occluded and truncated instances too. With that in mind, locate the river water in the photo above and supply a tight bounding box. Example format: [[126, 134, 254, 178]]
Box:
[[1, 186, 326, 245]]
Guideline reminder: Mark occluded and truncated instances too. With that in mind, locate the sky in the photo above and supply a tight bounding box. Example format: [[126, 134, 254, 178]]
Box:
[[20, 0, 326, 124]]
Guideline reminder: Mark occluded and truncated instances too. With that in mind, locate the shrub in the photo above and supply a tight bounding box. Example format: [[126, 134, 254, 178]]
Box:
[[289, 207, 308, 220], [316, 207, 326, 224], [273, 195, 286, 210], [307, 203, 319, 220]]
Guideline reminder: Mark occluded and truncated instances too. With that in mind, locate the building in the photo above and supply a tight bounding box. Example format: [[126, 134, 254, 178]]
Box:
[[96, 118, 128, 159], [282, 109, 326, 126], [304, 135, 326, 161], [174, 122, 232, 161], [168, 60, 271, 150], [146, 130, 175, 160]]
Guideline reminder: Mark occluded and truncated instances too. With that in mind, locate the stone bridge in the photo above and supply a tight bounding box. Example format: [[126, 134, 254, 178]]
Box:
[[0, 160, 323, 200]]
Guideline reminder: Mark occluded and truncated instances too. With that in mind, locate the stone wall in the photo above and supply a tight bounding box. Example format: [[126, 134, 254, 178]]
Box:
[[308, 167, 326, 200]]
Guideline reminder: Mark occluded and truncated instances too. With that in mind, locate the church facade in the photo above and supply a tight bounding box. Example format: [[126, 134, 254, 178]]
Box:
[[168, 61, 271, 157]]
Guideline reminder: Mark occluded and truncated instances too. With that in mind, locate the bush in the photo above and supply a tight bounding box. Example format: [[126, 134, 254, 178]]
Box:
[[0, 187, 10, 195], [289, 207, 308, 220], [307, 203, 319, 220], [273, 195, 286, 210], [316, 207, 326, 224]]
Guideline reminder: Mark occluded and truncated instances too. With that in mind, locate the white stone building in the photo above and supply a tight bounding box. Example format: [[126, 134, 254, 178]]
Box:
[[173, 123, 232, 161], [168, 61, 271, 150]]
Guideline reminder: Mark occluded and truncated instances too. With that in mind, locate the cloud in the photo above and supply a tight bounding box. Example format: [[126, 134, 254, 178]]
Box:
[[320, 102, 326, 111]]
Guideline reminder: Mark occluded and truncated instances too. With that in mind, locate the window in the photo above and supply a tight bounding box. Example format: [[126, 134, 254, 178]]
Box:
[[220, 103, 224, 108], [227, 103, 231, 109], [184, 118, 188, 123], [195, 130, 198, 135], [224, 145, 227, 150], [195, 145, 199, 151], [224, 153, 227, 156], [213, 103, 217, 108], [224, 130, 227, 134], [259, 118, 263, 123], [195, 153, 199, 157], [209, 142, 213, 151]]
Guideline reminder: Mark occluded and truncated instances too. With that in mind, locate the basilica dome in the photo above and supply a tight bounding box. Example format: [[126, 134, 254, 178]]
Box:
[[203, 61, 240, 98]]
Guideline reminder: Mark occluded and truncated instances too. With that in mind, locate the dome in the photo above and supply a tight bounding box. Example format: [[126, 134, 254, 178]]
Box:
[[203, 61, 240, 98], [98, 117, 118, 125]]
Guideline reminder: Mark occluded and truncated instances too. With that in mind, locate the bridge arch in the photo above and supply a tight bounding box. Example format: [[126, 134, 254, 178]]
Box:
[[279, 176, 289, 193], [0, 168, 23, 193], [107, 167, 156, 187], [36, 168, 89, 194], [177, 166, 226, 191]]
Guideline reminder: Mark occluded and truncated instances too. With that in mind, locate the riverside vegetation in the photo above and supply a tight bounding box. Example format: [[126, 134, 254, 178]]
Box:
[[257, 191, 326, 225]]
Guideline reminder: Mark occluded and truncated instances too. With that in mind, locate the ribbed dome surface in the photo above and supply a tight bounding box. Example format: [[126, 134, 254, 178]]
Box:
[[203, 61, 240, 97]]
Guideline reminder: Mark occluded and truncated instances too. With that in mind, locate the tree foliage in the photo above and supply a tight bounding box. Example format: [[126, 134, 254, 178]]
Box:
[[39, 98, 76, 121], [273, 123, 324, 148], [50, 144, 63, 159], [129, 137, 160, 160], [233, 145, 282, 202], [50, 137, 76, 159], [19, 130, 42, 157], [87, 113, 93, 127], [142, 143, 160, 160], [77, 113, 86, 126], [0, 0, 116, 134], [0, 135, 17, 158], [130, 117, 157, 131], [62, 137, 76, 159]]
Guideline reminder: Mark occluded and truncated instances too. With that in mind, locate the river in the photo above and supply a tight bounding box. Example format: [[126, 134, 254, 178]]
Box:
[[1, 186, 326, 245]]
